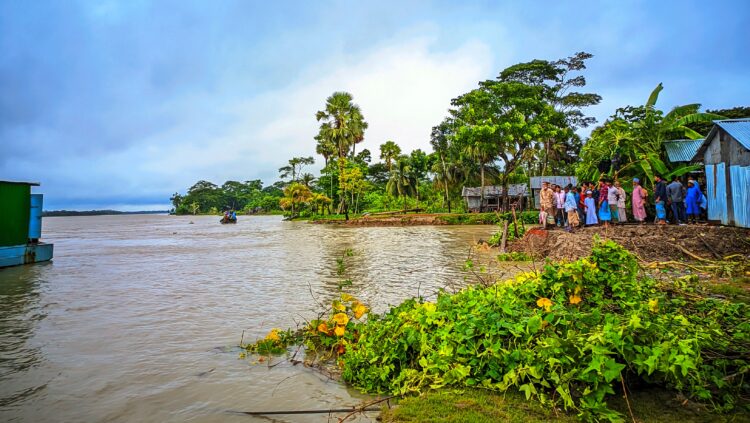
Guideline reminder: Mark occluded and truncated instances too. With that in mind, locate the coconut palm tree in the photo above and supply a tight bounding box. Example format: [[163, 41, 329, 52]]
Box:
[[386, 156, 417, 211], [315, 92, 368, 219]]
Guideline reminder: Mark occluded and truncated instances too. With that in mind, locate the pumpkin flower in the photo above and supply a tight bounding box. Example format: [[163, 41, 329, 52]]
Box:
[[353, 303, 368, 319], [317, 322, 330, 334], [265, 329, 281, 342], [648, 298, 659, 313], [332, 301, 346, 312], [569, 294, 582, 305], [536, 297, 553, 312], [334, 325, 346, 337], [337, 344, 346, 354], [341, 293, 354, 302], [332, 313, 350, 326]]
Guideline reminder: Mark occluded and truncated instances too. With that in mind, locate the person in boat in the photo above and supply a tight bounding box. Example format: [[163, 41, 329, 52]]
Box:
[[230, 210, 236, 220]]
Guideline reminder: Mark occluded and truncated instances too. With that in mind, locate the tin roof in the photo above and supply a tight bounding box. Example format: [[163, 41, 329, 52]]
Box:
[[663, 139, 703, 162], [461, 184, 528, 197], [714, 119, 750, 151], [529, 176, 577, 189]]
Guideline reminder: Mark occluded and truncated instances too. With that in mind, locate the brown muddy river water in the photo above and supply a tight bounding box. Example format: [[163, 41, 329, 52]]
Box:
[[0, 215, 510, 422]]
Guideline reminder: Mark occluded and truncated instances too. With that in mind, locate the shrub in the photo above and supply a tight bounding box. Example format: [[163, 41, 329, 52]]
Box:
[[340, 240, 750, 421]]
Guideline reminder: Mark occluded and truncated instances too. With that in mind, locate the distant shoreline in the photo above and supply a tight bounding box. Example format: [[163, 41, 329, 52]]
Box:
[[43, 210, 169, 217]]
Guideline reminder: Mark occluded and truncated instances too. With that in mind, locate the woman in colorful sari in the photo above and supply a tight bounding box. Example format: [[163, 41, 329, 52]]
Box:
[[631, 178, 647, 224]]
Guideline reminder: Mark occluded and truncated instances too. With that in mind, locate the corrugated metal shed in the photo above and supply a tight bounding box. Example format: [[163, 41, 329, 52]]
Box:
[[715, 119, 750, 151], [461, 184, 528, 198], [664, 139, 703, 163], [730, 165, 750, 228], [529, 176, 577, 189], [706, 163, 728, 224]]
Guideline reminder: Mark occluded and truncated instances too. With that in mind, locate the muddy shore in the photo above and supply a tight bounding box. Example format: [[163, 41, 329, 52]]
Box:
[[506, 224, 750, 263]]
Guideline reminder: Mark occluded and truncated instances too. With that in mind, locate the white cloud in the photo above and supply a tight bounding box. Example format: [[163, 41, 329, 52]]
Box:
[[17, 36, 494, 209]]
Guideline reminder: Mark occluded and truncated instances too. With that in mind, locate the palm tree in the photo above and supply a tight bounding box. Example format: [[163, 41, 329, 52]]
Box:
[[315, 92, 368, 220], [460, 133, 497, 212], [379, 140, 401, 171], [386, 156, 417, 211], [300, 173, 316, 188], [280, 182, 313, 218]]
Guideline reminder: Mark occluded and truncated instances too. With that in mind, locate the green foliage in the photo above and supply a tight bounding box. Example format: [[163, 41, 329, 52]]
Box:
[[436, 211, 539, 225], [487, 220, 527, 246], [496, 252, 532, 262], [173, 179, 280, 214], [340, 241, 750, 421], [577, 84, 724, 187]]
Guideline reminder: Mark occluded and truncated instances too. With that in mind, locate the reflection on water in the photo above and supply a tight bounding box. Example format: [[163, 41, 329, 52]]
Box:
[[0, 215, 498, 422]]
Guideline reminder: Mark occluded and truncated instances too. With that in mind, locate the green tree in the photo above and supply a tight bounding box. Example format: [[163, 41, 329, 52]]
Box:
[[279, 156, 315, 183], [451, 76, 566, 210], [408, 149, 429, 203], [379, 140, 402, 171], [499, 52, 601, 175], [315, 92, 368, 220], [279, 182, 313, 218], [686, 106, 750, 135], [578, 83, 724, 186], [386, 156, 417, 211]]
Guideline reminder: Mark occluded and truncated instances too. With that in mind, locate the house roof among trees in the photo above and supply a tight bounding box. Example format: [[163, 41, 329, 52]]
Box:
[[714, 119, 750, 151], [461, 184, 528, 198], [663, 139, 704, 163]]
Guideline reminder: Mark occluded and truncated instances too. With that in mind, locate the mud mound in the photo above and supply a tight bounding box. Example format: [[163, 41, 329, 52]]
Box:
[[508, 224, 750, 262]]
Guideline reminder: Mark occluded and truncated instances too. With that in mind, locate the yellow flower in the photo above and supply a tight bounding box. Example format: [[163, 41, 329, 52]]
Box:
[[317, 322, 330, 334], [332, 301, 346, 312], [353, 303, 368, 319], [341, 293, 354, 302], [334, 325, 346, 337], [569, 294, 582, 305], [648, 299, 659, 313], [332, 313, 350, 326], [536, 297, 553, 312], [265, 329, 280, 342]]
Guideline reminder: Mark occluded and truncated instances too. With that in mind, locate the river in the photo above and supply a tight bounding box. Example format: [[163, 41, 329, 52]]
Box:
[[0, 215, 501, 422]]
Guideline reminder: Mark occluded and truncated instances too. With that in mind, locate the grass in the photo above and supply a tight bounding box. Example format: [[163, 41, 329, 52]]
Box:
[[380, 387, 750, 423], [706, 276, 750, 303]]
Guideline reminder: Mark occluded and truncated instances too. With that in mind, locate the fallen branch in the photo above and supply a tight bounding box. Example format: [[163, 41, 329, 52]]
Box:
[[338, 395, 396, 422], [675, 244, 710, 262]]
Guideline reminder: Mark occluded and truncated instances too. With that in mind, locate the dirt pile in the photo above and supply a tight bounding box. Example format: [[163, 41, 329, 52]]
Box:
[[508, 224, 750, 263]]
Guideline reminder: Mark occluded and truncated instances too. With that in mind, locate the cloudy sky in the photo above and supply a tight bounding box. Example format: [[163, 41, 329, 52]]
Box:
[[1, 1, 748, 210]]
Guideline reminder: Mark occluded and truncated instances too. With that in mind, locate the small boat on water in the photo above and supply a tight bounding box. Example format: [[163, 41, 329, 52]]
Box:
[[220, 210, 237, 224]]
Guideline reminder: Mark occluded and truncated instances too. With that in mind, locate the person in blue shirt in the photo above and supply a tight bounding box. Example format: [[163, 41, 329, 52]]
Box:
[[685, 180, 702, 224]]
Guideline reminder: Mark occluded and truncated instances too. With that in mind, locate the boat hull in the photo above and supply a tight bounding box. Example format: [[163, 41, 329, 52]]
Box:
[[0, 243, 54, 268]]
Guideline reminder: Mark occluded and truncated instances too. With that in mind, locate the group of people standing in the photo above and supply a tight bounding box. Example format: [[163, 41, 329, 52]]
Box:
[[538, 176, 705, 231]]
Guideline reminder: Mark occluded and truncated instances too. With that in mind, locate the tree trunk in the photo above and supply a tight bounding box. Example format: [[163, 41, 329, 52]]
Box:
[[440, 156, 451, 213], [479, 162, 485, 213]]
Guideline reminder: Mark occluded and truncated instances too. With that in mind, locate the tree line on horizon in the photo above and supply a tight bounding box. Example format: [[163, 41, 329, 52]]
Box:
[[170, 52, 749, 217]]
